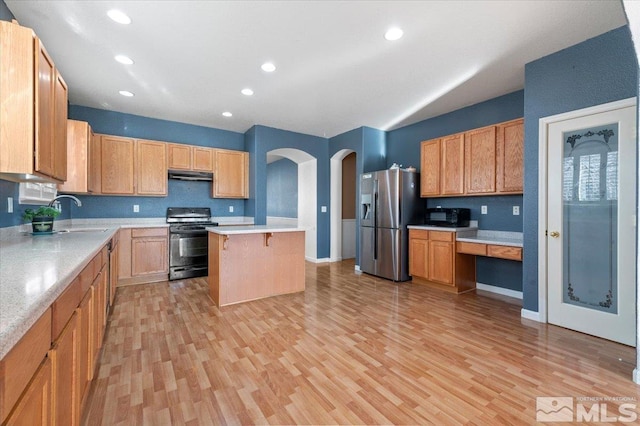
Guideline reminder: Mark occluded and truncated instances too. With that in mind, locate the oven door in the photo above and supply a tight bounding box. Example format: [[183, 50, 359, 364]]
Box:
[[169, 232, 208, 268]]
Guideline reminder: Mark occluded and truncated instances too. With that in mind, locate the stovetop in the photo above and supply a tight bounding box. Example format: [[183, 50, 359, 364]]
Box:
[[166, 207, 215, 224]]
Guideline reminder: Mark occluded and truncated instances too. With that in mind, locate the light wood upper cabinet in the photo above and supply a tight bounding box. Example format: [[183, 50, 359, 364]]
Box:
[[100, 135, 136, 195], [441, 133, 465, 195], [59, 120, 93, 194], [168, 143, 192, 170], [0, 21, 67, 183], [496, 118, 524, 193], [214, 149, 249, 198], [89, 131, 101, 193], [420, 140, 440, 197], [193, 147, 214, 171], [465, 125, 496, 194], [419, 119, 522, 197], [136, 140, 167, 196]]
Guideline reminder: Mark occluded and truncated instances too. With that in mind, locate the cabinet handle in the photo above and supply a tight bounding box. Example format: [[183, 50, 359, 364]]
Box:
[[265, 232, 273, 247], [549, 231, 560, 238]]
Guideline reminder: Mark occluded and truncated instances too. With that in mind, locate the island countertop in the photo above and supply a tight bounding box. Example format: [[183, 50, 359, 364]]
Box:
[[207, 225, 305, 235]]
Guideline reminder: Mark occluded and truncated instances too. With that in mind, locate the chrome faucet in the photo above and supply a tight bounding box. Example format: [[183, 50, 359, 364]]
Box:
[[48, 195, 82, 207]]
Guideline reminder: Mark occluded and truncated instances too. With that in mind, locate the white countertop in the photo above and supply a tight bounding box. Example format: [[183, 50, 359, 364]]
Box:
[[408, 225, 478, 232], [0, 225, 118, 359], [207, 225, 305, 235], [456, 230, 523, 248]]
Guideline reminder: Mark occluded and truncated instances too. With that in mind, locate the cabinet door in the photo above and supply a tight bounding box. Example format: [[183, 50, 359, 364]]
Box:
[[78, 288, 92, 401], [52, 71, 68, 181], [110, 240, 119, 306], [59, 120, 90, 193], [50, 312, 80, 426], [213, 149, 249, 198], [409, 237, 429, 279], [35, 40, 55, 179], [441, 133, 465, 195], [131, 236, 168, 276], [496, 118, 524, 193], [428, 241, 454, 285], [136, 140, 167, 195], [193, 147, 214, 171], [168, 144, 192, 170], [420, 139, 440, 197], [465, 126, 496, 194], [4, 358, 52, 426], [88, 130, 101, 193], [101, 135, 135, 194], [92, 270, 106, 368]]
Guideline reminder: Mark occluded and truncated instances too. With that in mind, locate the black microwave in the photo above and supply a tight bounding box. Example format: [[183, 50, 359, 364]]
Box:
[[425, 207, 471, 227]]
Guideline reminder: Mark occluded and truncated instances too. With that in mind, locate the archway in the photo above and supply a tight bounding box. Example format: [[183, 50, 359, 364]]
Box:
[[330, 149, 357, 263], [266, 148, 318, 261]]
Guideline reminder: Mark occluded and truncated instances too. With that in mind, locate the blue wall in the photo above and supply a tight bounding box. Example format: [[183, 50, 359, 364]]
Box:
[[387, 91, 525, 291], [0, 0, 13, 21], [246, 125, 330, 258], [522, 26, 637, 312], [65, 106, 245, 219], [266, 159, 298, 218]]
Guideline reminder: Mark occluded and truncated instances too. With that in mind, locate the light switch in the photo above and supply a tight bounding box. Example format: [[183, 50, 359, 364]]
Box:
[[321, 206, 327, 213], [481, 205, 487, 215], [133, 204, 139, 213], [229, 206, 234, 213], [513, 206, 520, 215]]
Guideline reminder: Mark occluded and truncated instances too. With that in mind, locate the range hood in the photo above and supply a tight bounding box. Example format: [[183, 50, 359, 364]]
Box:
[[168, 170, 213, 181]]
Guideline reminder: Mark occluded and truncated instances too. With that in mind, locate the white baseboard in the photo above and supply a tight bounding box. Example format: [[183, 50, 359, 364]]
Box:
[[329, 257, 343, 262], [521, 309, 543, 322], [476, 282, 523, 300], [306, 256, 330, 263], [354, 265, 361, 272], [633, 368, 640, 384]]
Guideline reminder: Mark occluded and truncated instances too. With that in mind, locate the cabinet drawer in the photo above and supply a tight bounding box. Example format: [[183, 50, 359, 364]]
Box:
[[457, 241, 487, 256], [429, 231, 453, 242], [51, 277, 81, 342], [131, 227, 168, 238], [488, 245, 522, 261], [409, 229, 429, 240], [0, 308, 52, 424], [79, 252, 101, 295]]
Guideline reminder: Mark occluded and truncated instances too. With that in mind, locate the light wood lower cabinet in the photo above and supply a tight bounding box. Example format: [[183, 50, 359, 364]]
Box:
[[457, 241, 523, 261], [3, 357, 52, 426], [118, 227, 169, 286], [50, 312, 80, 426], [0, 242, 112, 425], [409, 229, 475, 293]]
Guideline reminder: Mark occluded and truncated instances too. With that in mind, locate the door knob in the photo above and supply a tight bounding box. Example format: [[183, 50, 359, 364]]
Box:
[[549, 231, 560, 238]]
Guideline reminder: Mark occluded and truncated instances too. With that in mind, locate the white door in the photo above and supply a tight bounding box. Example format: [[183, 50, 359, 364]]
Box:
[[545, 100, 636, 346]]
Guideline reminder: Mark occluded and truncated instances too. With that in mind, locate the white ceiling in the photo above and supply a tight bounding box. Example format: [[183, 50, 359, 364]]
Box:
[[6, 1, 628, 138]]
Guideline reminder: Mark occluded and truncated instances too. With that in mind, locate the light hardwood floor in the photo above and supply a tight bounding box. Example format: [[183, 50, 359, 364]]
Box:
[[82, 260, 640, 425]]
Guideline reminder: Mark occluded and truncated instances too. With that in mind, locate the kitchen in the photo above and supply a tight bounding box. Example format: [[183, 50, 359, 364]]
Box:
[[1, 0, 640, 424]]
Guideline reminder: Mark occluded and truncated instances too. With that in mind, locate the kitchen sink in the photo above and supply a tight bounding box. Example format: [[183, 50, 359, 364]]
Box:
[[58, 228, 109, 233]]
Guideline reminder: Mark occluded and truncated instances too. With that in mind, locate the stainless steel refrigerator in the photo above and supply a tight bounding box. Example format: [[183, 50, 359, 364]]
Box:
[[359, 168, 422, 282]]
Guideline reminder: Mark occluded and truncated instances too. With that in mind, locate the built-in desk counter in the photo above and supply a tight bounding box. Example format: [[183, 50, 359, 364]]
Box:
[[456, 230, 523, 261], [207, 226, 306, 306]]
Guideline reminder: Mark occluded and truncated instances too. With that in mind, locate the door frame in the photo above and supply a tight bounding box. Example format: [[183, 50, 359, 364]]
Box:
[[537, 97, 637, 323]]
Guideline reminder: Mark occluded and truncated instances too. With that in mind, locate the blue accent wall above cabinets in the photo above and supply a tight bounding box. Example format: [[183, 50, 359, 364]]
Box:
[[266, 159, 298, 218], [522, 26, 637, 312], [0, 0, 14, 21], [69, 105, 244, 150]]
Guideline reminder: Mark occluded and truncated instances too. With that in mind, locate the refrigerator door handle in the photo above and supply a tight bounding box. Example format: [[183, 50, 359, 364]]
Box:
[[373, 179, 378, 260]]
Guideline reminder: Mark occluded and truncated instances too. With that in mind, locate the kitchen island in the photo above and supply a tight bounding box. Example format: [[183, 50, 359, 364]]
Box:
[[207, 225, 306, 306]]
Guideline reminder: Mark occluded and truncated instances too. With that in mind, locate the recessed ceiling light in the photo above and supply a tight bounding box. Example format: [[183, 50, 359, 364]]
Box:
[[119, 90, 134, 97], [241, 88, 254, 96], [222, 111, 232, 117], [115, 55, 134, 65], [107, 10, 131, 25], [261, 62, 276, 72], [384, 27, 403, 41]]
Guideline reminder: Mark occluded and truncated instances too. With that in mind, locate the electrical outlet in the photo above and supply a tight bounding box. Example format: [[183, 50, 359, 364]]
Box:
[[133, 204, 139, 213], [436, 205, 442, 208], [229, 206, 234, 213], [321, 206, 327, 213], [7, 197, 12, 213], [481, 205, 487, 215], [513, 206, 520, 215]]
